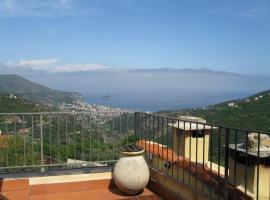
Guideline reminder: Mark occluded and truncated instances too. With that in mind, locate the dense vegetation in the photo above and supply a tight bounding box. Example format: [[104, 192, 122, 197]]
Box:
[[0, 114, 135, 170], [0, 94, 54, 113]]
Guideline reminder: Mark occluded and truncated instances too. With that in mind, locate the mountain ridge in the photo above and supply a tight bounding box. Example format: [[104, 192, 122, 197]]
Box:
[[0, 74, 83, 105]]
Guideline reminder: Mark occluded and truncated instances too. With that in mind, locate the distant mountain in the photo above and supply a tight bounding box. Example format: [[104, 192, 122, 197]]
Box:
[[159, 90, 270, 132], [128, 68, 243, 76], [0, 74, 83, 106], [19, 67, 270, 96], [2, 66, 270, 111]]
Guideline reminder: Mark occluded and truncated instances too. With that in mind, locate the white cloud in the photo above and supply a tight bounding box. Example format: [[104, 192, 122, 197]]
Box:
[[51, 63, 108, 72], [3, 58, 109, 72], [0, 0, 76, 18], [242, 5, 270, 20], [210, 0, 270, 20], [18, 58, 60, 69]]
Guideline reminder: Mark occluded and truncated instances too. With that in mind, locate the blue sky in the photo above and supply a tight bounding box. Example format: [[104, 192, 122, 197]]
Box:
[[0, 0, 269, 74]]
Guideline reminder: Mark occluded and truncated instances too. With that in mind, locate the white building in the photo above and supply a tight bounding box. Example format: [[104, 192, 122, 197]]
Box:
[[228, 102, 235, 107], [9, 93, 17, 99]]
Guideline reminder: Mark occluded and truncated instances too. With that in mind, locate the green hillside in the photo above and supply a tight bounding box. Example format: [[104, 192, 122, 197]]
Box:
[[0, 74, 83, 105], [159, 90, 270, 132], [0, 94, 54, 113]]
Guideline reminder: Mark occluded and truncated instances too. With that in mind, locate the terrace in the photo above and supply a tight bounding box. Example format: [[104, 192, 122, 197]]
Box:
[[0, 111, 268, 200]]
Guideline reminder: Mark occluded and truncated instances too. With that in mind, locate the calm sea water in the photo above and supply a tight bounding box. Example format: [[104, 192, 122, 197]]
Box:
[[85, 91, 251, 112]]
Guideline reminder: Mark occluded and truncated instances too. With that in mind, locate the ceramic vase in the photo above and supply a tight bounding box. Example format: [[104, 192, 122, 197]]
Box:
[[113, 148, 150, 195]]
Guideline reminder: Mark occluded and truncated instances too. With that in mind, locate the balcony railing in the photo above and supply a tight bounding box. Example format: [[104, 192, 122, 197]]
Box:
[[135, 112, 269, 200], [0, 111, 268, 199], [0, 111, 134, 172]]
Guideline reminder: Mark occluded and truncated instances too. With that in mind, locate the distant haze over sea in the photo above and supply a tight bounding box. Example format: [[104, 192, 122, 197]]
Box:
[[1, 66, 270, 111]]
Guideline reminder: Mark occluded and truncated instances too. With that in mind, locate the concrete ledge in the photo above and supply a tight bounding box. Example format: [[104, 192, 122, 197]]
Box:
[[29, 172, 112, 185]]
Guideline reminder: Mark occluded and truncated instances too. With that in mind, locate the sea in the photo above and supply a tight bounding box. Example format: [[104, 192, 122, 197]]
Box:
[[85, 91, 251, 112]]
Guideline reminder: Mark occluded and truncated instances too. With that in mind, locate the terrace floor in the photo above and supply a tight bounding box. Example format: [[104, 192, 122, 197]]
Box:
[[0, 168, 164, 200]]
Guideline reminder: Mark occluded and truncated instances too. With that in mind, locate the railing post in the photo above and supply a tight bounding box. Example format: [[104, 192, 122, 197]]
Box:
[[256, 132, 260, 200], [224, 128, 230, 200], [40, 114, 45, 172], [134, 112, 137, 138]]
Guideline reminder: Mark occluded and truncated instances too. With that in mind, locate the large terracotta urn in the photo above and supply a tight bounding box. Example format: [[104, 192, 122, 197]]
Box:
[[113, 144, 150, 195]]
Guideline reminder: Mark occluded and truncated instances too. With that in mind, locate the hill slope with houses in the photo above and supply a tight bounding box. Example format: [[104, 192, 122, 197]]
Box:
[[159, 90, 270, 132]]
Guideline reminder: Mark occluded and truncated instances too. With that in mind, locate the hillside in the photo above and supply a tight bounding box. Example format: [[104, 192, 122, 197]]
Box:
[[0, 94, 54, 113], [159, 90, 270, 132], [0, 74, 83, 105]]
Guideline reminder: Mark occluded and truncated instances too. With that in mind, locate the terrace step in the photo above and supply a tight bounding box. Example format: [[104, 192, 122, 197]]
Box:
[[0, 173, 161, 200], [29, 177, 161, 200], [30, 187, 160, 200]]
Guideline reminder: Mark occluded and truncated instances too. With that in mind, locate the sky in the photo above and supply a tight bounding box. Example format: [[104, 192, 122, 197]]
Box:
[[0, 0, 269, 74]]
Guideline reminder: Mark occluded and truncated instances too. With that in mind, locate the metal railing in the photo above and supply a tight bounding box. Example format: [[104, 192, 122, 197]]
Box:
[[0, 110, 268, 199], [0, 111, 134, 172], [135, 111, 268, 200]]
